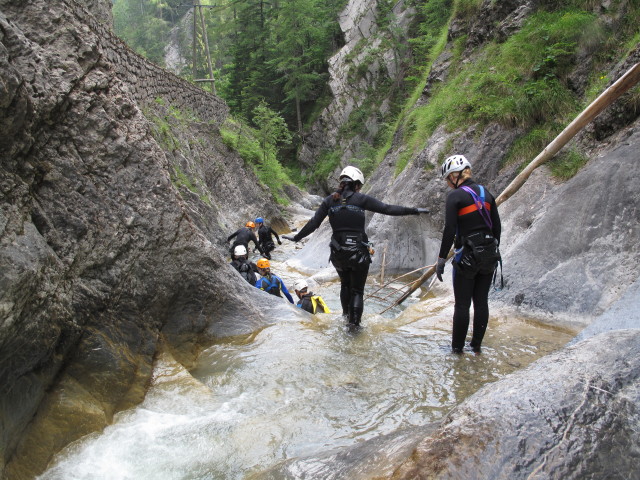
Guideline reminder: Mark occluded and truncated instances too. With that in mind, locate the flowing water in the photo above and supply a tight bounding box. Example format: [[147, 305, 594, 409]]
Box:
[[39, 243, 576, 480]]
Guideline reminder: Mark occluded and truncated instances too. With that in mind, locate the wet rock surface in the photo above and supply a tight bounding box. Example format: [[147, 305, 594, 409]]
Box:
[[391, 329, 640, 479], [495, 125, 640, 317]]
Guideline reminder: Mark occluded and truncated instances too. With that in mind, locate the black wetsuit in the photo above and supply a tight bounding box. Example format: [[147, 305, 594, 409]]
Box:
[[297, 293, 316, 314], [227, 227, 263, 255], [257, 224, 280, 259], [230, 258, 258, 285], [297, 292, 329, 314], [438, 179, 501, 351], [294, 187, 418, 326]]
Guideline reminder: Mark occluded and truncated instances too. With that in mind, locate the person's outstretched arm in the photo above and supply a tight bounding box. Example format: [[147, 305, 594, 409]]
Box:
[[284, 198, 330, 242], [361, 194, 422, 216], [280, 280, 294, 303], [270, 227, 281, 244]]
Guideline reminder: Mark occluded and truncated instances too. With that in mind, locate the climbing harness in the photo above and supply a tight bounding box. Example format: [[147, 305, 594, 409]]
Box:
[[455, 185, 502, 289]]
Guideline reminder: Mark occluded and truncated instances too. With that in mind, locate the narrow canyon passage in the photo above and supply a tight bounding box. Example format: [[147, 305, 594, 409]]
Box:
[[38, 236, 575, 479]]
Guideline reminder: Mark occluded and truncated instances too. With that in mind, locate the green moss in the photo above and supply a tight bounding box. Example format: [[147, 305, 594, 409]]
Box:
[[220, 118, 292, 205], [172, 165, 198, 193], [548, 147, 589, 180]]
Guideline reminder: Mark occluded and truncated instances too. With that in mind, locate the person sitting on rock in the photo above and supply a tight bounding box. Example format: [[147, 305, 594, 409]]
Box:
[[293, 279, 331, 314], [230, 245, 258, 285], [254, 217, 281, 260], [227, 221, 263, 256], [254, 258, 294, 304]]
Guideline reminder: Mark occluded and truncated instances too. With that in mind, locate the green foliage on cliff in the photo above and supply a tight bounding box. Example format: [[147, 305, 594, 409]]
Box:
[[548, 147, 589, 180], [402, 10, 595, 163], [221, 115, 292, 205], [388, 0, 640, 177], [116, 0, 640, 190]]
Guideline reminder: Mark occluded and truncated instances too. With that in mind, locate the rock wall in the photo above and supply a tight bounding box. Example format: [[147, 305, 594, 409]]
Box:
[[0, 0, 290, 477], [298, 0, 416, 192], [391, 329, 640, 479], [293, 1, 640, 320]]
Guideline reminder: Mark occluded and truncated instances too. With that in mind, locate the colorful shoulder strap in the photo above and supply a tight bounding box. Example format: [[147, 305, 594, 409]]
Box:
[[460, 185, 492, 229]]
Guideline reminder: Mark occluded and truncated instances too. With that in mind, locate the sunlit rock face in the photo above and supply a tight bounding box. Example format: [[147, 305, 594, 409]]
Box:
[[0, 0, 287, 476]]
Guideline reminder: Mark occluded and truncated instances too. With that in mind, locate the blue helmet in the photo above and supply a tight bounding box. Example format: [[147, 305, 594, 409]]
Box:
[[255, 217, 264, 224]]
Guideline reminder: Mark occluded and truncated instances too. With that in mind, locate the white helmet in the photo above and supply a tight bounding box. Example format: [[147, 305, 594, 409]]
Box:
[[294, 279, 308, 291], [339, 166, 365, 185], [441, 155, 471, 179], [233, 245, 247, 256]]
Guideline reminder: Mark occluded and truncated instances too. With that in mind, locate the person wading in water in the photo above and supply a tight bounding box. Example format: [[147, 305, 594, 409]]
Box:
[[254, 217, 281, 260], [293, 279, 330, 314], [230, 245, 258, 285], [227, 221, 264, 257], [435, 155, 501, 354], [254, 258, 294, 304], [283, 166, 429, 328]]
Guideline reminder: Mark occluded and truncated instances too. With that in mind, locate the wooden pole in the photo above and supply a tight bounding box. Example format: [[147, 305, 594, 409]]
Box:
[[380, 243, 387, 283], [198, 5, 217, 95], [383, 62, 640, 312], [496, 62, 640, 206], [192, 0, 198, 81]]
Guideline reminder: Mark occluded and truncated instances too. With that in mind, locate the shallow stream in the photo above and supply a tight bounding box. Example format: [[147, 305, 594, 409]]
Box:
[[39, 241, 576, 479]]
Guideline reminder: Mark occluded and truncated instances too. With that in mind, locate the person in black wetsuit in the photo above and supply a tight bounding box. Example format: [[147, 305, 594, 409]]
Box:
[[230, 245, 258, 285], [254, 217, 281, 260], [283, 166, 429, 328], [293, 279, 330, 314], [227, 221, 264, 256], [435, 155, 501, 354]]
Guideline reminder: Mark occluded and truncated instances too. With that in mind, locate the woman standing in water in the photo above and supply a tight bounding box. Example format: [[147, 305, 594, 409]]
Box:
[[283, 166, 429, 328], [435, 155, 501, 354]]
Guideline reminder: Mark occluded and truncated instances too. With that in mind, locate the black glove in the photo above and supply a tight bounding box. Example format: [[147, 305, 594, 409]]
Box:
[[278, 240, 282, 245], [435, 257, 446, 282], [282, 235, 296, 242], [416, 208, 430, 214]]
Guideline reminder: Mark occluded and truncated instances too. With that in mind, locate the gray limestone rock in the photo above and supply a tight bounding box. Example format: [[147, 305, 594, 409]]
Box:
[[392, 329, 640, 479], [0, 0, 286, 475]]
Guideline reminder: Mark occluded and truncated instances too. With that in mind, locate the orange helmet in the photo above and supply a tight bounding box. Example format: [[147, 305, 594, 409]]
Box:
[[245, 221, 256, 228], [256, 258, 270, 269]]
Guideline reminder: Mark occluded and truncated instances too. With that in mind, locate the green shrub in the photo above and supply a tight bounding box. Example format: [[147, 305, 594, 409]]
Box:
[[548, 147, 589, 179], [221, 118, 292, 205], [314, 148, 342, 182]]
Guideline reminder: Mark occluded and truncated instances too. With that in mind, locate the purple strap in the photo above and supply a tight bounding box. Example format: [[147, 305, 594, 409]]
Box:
[[460, 185, 492, 229]]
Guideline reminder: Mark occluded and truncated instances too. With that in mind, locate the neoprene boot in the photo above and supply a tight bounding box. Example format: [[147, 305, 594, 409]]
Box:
[[348, 295, 364, 326]]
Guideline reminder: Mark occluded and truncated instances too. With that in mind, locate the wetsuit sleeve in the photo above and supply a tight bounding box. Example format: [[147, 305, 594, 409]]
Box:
[[227, 229, 239, 242], [280, 279, 294, 304], [270, 227, 280, 242], [361, 195, 419, 216], [250, 233, 264, 254], [293, 198, 330, 241], [438, 192, 459, 258]]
